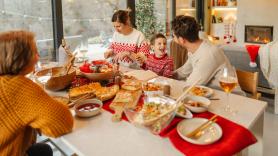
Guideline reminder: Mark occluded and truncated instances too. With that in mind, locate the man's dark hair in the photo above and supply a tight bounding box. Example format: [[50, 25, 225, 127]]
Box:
[[171, 15, 200, 42]]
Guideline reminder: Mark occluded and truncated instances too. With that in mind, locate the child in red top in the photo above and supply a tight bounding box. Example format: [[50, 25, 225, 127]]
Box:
[[144, 33, 174, 77]]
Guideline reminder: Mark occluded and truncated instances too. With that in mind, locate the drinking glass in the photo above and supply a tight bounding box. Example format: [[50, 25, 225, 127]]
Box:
[[219, 67, 238, 114], [37, 68, 52, 90], [79, 42, 88, 60]]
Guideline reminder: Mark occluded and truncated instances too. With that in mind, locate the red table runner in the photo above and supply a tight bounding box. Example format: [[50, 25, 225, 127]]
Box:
[[102, 99, 257, 156]]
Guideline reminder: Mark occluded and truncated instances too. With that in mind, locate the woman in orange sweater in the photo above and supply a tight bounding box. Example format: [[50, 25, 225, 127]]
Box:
[[0, 30, 73, 156]]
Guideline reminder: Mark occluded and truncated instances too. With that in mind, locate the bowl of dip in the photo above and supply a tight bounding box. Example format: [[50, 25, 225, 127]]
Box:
[[74, 99, 103, 117]]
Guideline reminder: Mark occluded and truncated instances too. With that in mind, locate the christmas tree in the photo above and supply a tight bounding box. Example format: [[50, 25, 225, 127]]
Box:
[[135, 0, 164, 40]]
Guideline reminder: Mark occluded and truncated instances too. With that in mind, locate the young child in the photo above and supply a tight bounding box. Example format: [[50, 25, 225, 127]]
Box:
[[144, 33, 173, 77]]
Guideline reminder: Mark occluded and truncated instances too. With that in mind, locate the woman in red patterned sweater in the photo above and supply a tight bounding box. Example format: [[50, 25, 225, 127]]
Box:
[[144, 33, 174, 78], [104, 10, 149, 68]]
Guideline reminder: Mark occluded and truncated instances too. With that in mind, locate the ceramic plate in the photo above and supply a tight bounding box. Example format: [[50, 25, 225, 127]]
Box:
[[183, 95, 211, 113], [176, 105, 193, 119], [177, 118, 222, 145], [184, 85, 214, 98]]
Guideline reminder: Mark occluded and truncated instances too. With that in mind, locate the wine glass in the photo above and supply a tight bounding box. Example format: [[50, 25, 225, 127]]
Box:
[[79, 42, 88, 60], [219, 66, 238, 114]]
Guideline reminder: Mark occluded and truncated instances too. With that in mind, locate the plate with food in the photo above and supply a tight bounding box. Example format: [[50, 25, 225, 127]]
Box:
[[121, 78, 142, 91], [142, 82, 163, 96], [176, 104, 193, 119], [182, 95, 211, 113], [177, 118, 222, 145], [184, 85, 214, 97]]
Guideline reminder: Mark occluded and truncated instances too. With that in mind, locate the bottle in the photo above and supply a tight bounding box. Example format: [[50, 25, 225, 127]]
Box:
[[163, 84, 171, 96]]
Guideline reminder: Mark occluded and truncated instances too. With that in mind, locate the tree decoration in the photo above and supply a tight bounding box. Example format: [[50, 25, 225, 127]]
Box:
[[135, 0, 165, 40]]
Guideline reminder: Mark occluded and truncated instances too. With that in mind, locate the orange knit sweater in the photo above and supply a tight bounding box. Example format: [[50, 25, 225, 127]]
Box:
[[0, 75, 73, 156]]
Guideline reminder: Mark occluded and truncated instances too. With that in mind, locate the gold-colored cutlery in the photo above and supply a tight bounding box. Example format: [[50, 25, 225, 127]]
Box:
[[186, 115, 218, 139]]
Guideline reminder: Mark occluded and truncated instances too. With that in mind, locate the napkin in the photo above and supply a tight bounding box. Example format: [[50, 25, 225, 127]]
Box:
[[159, 112, 257, 156]]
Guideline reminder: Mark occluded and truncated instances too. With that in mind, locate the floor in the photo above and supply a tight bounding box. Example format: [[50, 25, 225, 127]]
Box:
[[48, 95, 278, 156]]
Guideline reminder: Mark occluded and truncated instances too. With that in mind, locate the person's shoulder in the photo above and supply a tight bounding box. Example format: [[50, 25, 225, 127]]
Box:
[[132, 29, 145, 38], [202, 40, 223, 54]]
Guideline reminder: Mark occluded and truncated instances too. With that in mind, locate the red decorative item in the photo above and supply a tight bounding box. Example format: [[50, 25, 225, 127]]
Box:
[[92, 60, 107, 65], [245, 45, 260, 68]]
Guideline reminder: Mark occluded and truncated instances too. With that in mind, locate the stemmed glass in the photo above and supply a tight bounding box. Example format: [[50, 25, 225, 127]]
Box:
[[219, 66, 238, 114], [36, 61, 52, 90], [79, 42, 88, 60]]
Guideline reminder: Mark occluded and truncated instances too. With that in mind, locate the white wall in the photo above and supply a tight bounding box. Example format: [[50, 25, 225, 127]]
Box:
[[237, 0, 278, 44]]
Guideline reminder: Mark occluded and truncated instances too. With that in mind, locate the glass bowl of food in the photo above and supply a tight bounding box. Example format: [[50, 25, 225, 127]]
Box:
[[124, 95, 177, 134]]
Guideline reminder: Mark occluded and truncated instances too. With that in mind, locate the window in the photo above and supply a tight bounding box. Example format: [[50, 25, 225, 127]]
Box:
[[62, 0, 127, 60], [0, 0, 54, 62]]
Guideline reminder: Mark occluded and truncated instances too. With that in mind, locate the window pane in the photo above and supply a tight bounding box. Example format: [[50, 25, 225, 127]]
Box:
[[62, 0, 126, 60], [0, 0, 54, 62]]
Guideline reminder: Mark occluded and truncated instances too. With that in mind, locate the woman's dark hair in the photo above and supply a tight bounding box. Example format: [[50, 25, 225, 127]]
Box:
[[171, 15, 200, 42], [150, 33, 167, 45], [0, 30, 36, 75], [111, 10, 130, 25]]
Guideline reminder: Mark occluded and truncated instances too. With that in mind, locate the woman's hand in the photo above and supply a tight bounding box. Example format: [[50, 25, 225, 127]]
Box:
[[112, 51, 130, 63], [104, 50, 113, 59]]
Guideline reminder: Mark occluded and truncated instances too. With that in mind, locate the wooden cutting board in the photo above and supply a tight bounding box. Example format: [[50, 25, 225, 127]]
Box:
[[110, 89, 142, 122]]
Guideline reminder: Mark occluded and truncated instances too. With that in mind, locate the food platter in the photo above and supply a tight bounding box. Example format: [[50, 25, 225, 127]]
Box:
[[184, 85, 214, 97]]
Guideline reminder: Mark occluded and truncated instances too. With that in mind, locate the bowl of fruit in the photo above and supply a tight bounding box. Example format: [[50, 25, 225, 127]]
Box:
[[79, 60, 115, 81]]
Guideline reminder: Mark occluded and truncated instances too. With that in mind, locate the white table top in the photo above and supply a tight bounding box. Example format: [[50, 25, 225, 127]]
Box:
[[58, 75, 267, 156]]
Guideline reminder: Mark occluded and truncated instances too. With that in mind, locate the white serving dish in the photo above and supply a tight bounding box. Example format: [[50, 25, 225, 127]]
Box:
[[184, 85, 214, 98], [183, 95, 211, 113], [176, 105, 193, 119], [74, 99, 103, 118]]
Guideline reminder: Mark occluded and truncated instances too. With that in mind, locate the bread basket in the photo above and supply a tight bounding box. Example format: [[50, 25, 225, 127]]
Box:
[[35, 66, 76, 91]]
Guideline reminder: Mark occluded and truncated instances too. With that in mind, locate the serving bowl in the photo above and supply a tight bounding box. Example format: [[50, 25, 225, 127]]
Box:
[[79, 60, 116, 81], [74, 99, 103, 118], [35, 66, 76, 91], [80, 70, 115, 81], [182, 95, 211, 113], [124, 95, 177, 134]]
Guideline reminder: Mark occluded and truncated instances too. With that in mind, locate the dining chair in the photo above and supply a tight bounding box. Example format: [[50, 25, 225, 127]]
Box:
[[236, 69, 261, 99], [169, 40, 188, 70]]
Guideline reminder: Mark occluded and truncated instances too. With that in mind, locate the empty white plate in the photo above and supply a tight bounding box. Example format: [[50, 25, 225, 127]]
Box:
[[177, 118, 222, 145]]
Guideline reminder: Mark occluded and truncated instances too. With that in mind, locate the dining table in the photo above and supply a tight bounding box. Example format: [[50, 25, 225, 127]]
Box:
[[48, 67, 267, 156]]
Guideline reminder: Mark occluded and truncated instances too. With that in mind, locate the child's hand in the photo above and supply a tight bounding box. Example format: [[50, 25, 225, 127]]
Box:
[[104, 50, 113, 59], [135, 53, 146, 64]]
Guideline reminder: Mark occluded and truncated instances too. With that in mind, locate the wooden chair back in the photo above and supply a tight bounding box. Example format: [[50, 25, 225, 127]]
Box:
[[236, 69, 261, 99], [169, 40, 188, 70]]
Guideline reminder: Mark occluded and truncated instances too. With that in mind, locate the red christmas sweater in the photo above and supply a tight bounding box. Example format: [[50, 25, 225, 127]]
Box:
[[109, 29, 149, 67], [144, 54, 174, 78]]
